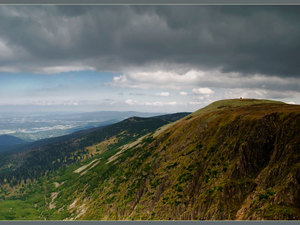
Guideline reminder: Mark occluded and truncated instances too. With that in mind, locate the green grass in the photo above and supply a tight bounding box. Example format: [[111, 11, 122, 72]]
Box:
[[192, 98, 285, 117], [264, 205, 299, 219], [0, 200, 41, 220], [0, 131, 144, 220]]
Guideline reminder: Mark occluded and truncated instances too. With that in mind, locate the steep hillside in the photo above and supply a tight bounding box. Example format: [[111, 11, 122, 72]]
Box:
[[0, 112, 189, 187], [58, 99, 299, 220], [0, 99, 299, 220]]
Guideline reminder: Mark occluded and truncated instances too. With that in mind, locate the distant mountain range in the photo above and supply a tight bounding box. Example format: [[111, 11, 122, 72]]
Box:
[[0, 110, 164, 143], [0, 99, 299, 220]]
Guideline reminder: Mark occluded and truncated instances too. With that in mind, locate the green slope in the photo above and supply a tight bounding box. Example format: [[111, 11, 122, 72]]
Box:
[[0, 99, 299, 220]]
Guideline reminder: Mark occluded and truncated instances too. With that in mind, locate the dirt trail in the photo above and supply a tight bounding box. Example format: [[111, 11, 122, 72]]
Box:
[[106, 133, 150, 164], [53, 181, 64, 188], [73, 159, 98, 173], [80, 161, 100, 176], [49, 192, 58, 209]]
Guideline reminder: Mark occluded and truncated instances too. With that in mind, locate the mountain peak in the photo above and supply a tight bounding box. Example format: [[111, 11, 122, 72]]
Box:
[[192, 98, 286, 117]]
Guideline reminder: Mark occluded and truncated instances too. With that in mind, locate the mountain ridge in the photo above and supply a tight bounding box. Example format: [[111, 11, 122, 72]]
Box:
[[0, 112, 190, 187], [0, 135, 26, 146], [0, 99, 299, 220], [76, 99, 300, 220]]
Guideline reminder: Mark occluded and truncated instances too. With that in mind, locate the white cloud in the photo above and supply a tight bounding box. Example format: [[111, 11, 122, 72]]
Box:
[[125, 99, 138, 105], [110, 68, 300, 109], [156, 92, 170, 97], [30, 100, 80, 106], [145, 101, 177, 106], [111, 68, 299, 98], [189, 101, 202, 105], [196, 96, 205, 100], [192, 88, 214, 95], [179, 91, 188, 96], [40, 65, 95, 74], [111, 69, 205, 89], [125, 99, 178, 107], [223, 88, 300, 100]]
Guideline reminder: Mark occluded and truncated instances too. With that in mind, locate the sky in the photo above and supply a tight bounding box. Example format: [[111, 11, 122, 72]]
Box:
[[0, 5, 299, 113]]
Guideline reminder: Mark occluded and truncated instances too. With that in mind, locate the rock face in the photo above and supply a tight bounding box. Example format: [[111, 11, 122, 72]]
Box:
[[77, 100, 299, 220]]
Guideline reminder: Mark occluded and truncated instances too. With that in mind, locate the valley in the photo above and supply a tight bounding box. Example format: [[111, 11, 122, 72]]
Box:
[[0, 110, 162, 144]]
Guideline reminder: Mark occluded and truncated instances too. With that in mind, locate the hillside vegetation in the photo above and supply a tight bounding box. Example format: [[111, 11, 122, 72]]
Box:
[[0, 99, 299, 220], [0, 113, 188, 187]]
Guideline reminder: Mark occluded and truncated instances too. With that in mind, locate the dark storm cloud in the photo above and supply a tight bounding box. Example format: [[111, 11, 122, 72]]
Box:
[[0, 5, 300, 78], [150, 6, 300, 77]]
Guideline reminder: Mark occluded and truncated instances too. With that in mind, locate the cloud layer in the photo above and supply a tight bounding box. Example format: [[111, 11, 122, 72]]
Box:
[[0, 6, 299, 110], [0, 6, 299, 76]]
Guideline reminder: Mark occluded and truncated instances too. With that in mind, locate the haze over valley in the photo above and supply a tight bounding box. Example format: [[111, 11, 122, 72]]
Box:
[[0, 111, 162, 142]]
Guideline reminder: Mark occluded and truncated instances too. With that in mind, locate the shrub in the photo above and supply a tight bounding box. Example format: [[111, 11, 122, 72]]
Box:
[[178, 172, 193, 183]]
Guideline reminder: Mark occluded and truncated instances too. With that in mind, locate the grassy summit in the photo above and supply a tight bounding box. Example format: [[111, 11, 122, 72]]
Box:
[[192, 98, 285, 116]]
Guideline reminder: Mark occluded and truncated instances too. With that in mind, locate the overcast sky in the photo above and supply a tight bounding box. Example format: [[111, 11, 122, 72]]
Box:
[[0, 5, 299, 113]]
